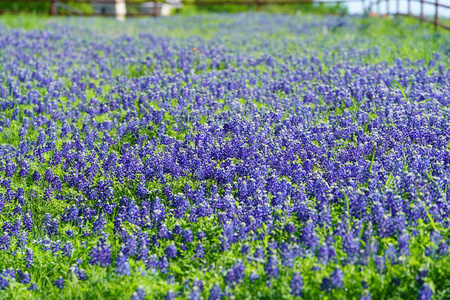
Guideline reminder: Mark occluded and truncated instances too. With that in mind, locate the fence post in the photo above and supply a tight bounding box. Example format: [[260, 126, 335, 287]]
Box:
[[256, 0, 262, 12], [50, 0, 56, 15], [434, 0, 439, 30], [386, 0, 389, 16], [420, 0, 424, 23], [408, 0, 411, 16], [116, 0, 126, 20], [362, 0, 365, 15], [153, 2, 159, 17], [377, 0, 380, 15], [396, 0, 399, 18]]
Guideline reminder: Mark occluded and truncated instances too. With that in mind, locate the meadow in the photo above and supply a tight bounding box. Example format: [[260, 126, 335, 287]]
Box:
[[0, 13, 449, 299]]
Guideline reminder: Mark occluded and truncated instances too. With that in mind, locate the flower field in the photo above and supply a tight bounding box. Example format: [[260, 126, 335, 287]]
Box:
[[0, 13, 449, 299]]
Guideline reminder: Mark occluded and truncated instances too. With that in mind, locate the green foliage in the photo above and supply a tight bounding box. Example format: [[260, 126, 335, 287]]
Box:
[[0, 12, 448, 300], [0, 2, 50, 13], [177, 1, 346, 15]]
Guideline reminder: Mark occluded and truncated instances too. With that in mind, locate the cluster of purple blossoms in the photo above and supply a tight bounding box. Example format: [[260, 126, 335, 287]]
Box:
[[0, 12, 448, 299]]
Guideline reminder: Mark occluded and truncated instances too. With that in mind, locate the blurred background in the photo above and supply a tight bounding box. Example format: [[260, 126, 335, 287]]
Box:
[[0, 0, 448, 21]]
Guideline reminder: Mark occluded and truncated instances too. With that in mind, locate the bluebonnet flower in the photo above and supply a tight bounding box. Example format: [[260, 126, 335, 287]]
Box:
[[40, 237, 52, 252], [221, 221, 235, 251], [70, 264, 87, 281], [2, 222, 12, 234], [166, 291, 177, 300], [54, 277, 64, 289], [18, 232, 28, 248], [63, 205, 79, 222], [23, 211, 33, 231], [194, 243, 204, 259], [89, 240, 111, 267], [300, 221, 319, 251], [374, 255, 385, 273], [42, 213, 58, 236], [385, 245, 398, 264], [193, 279, 203, 292], [5, 163, 15, 178], [254, 246, 265, 260], [398, 231, 410, 256], [437, 242, 449, 256], [151, 199, 166, 225], [209, 285, 222, 300], [32, 171, 41, 182], [361, 290, 372, 300], [121, 234, 137, 257], [136, 183, 149, 199], [166, 244, 178, 259], [290, 273, 303, 297], [225, 260, 245, 286], [265, 255, 279, 279], [131, 287, 146, 300], [18, 162, 29, 178], [284, 222, 296, 233], [17, 269, 31, 284], [418, 284, 433, 300], [25, 248, 34, 268], [343, 232, 359, 261], [189, 287, 201, 300], [115, 252, 131, 276], [197, 231, 206, 240], [158, 225, 172, 240], [0, 197, 4, 214], [62, 241, 73, 257], [11, 219, 21, 237], [0, 235, 10, 251], [183, 229, 193, 243], [145, 254, 158, 272], [321, 268, 344, 292], [241, 243, 251, 256], [416, 268, 428, 285], [158, 256, 170, 273], [173, 225, 183, 236], [0, 275, 8, 290], [249, 272, 260, 282], [317, 241, 335, 264], [51, 240, 62, 255]]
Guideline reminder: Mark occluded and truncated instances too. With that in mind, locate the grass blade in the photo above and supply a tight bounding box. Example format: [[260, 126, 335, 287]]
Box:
[[369, 146, 376, 173], [392, 79, 408, 102]]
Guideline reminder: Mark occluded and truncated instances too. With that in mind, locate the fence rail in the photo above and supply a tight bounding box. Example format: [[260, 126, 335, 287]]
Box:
[[0, 0, 448, 31], [370, 0, 450, 30]]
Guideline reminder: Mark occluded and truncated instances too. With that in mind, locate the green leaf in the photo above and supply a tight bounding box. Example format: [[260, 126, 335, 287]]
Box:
[[343, 193, 351, 231], [385, 167, 395, 188], [418, 98, 432, 104], [392, 80, 408, 102], [369, 146, 376, 173]]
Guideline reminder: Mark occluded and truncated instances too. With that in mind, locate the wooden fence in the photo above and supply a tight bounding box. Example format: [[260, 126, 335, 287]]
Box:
[[373, 0, 450, 30], [0, 0, 448, 30]]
